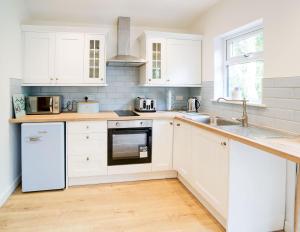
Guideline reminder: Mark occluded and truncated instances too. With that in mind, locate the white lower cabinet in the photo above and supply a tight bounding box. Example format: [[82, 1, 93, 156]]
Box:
[[152, 120, 174, 171], [227, 141, 286, 232], [191, 127, 229, 220], [173, 120, 193, 182], [67, 121, 107, 178]]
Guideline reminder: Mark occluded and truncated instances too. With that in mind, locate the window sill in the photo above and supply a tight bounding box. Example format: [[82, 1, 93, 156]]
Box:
[[210, 99, 267, 108]]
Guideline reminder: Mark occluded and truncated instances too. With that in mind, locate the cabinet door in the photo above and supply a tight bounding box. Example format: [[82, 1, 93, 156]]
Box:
[[191, 127, 229, 219], [152, 120, 174, 171], [146, 38, 166, 85], [55, 33, 84, 84], [23, 32, 55, 84], [173, 120, 192, 182], [166, 39, 202, 86], [84, 34, 106, 84]]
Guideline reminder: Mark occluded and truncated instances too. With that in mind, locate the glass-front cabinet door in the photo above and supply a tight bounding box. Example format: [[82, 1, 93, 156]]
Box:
[[147, 38, 166, 85], [84, 34, 106, 84]]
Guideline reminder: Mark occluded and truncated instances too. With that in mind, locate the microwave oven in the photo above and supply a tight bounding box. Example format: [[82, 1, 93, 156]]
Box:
[[26, 96, 62, 115]]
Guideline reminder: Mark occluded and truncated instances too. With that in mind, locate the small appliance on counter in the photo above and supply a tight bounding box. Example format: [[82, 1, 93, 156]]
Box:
[[25, 96, 61, 115], [135, 97, 156, 112], [77, 96, 100, 113], [187, 97, 200, 112]]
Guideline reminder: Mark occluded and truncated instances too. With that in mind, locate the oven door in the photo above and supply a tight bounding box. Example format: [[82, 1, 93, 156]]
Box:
[[108, 128, 152, 166]]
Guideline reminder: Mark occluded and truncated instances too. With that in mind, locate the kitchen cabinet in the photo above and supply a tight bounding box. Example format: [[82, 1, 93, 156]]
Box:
[[84, 34, 106, 84], [22, 26, 107, 86], [191, 127, 229, 220], [173, 120, 193, 182], [23, 32, 55, 84], [55, 33, 84, 84], [67, 121, 107, 178], [166, 39, 202, 86], [152, 120, 174, 171], [140, 37, 167, 85], [227, 141, 286, 231], [139, 31, 202, 87]]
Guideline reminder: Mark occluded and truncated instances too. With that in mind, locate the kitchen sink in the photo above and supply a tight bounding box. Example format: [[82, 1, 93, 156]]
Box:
[[210, 118, 240, 126], [182, 113, 240, 126]]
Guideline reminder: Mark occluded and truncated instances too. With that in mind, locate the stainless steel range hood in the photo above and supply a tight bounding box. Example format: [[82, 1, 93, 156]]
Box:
[[107, 17, 146, 67]]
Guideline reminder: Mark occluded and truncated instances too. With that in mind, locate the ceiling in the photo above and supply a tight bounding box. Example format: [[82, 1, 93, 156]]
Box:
[[24, 0, 220, 29]]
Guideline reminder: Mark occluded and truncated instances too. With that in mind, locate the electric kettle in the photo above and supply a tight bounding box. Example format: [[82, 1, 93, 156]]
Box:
[[187, 97, 200, 112]]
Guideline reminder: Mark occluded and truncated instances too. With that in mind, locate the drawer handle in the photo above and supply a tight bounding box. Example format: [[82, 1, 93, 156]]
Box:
[[86, 157, 90, 161], [86, 126, 89, 129], [176, 123, 180, 126], [86, 136, 90, 139], [170, 122, 173, 125]]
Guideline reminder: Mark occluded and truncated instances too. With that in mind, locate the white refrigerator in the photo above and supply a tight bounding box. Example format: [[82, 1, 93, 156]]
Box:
[[21, 122, 65, 192]]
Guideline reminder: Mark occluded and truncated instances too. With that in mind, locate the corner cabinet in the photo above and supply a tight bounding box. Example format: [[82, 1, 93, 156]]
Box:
[[139, 31, 202, 87], [22, 26, 107, 86]]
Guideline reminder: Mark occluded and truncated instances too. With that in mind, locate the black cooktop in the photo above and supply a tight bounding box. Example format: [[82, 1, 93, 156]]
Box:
[[114, 110, 140, 117]]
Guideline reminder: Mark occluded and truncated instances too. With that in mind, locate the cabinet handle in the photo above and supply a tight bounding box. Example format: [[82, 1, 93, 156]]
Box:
[[50, 78, 54, 81], [170, 122, 173, 125], [148, 79, 151, 82], [176, 123, 180, 126], [86, 125, 89, 129], [86, 157, 90, 161], [101, 78, 103, 81], [56, 78, 59, 81], [86, 136, 90, 139], [221, 141, 227, 146], [167, 79, 170, 82]]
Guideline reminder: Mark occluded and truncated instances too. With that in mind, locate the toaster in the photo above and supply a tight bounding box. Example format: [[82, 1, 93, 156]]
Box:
[[135, 97, 156, 112]]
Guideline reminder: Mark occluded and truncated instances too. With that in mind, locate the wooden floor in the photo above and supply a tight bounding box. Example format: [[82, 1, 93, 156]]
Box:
[[0, 179, 224, 232]]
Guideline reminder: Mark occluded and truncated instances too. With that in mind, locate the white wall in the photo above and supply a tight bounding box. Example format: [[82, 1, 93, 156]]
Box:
[[190, 0, 300, 81], [0, 0, 28, 206]]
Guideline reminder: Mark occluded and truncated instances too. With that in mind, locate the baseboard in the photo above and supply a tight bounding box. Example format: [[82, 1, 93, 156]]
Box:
[[69, 170, 177, 186], [0, 175, 21, 207], [177, 174, 227, 229]]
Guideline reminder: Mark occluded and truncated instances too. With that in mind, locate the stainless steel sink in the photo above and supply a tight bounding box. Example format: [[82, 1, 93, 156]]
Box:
[[182, 113, 239, 126], [209, 118, 240, 126]]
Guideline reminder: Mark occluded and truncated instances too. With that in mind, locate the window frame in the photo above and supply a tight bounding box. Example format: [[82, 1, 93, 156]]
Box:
[[223, 26, 264, 101]]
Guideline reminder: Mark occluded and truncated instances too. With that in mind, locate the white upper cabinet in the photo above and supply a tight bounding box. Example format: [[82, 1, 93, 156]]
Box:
[[166, 39, 202, 86], [23, 32, 55, 84], [144, 38, 167, 85], [84, 34, 106, 84], [139, 31, 202, 87], [22, 26, 107, 86], [55, 33, 84, 84]]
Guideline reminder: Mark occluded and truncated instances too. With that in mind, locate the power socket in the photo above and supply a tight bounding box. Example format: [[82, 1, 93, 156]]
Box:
[[175, 96, 184, 101]]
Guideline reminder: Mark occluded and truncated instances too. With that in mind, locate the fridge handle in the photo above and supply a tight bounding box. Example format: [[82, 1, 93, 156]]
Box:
[[28, 136, 41, 142]]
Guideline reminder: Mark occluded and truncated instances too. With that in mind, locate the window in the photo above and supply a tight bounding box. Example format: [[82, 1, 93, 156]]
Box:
[[224, 27, 264, 103]]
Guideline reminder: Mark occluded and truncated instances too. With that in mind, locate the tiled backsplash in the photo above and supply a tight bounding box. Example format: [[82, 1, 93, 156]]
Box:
[[28, 67, 198, 111], [200, 77, 300, 133]]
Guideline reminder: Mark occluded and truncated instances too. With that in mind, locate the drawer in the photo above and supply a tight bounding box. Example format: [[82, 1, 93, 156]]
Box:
[[67, 133, 107, 155], [67, 121, 107, 134], [68, 154, 107, 177]]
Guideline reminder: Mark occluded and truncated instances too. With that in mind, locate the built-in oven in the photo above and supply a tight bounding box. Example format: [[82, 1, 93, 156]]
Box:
[[107, 120, 152, 166]]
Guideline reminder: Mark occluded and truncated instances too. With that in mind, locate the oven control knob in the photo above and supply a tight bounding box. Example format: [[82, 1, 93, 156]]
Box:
[[140, 122, 144, 126], [116, 122, 120, 127]]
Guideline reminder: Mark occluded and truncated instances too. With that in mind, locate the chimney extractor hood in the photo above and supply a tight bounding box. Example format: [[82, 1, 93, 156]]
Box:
[[107, 17, 146, 67]]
